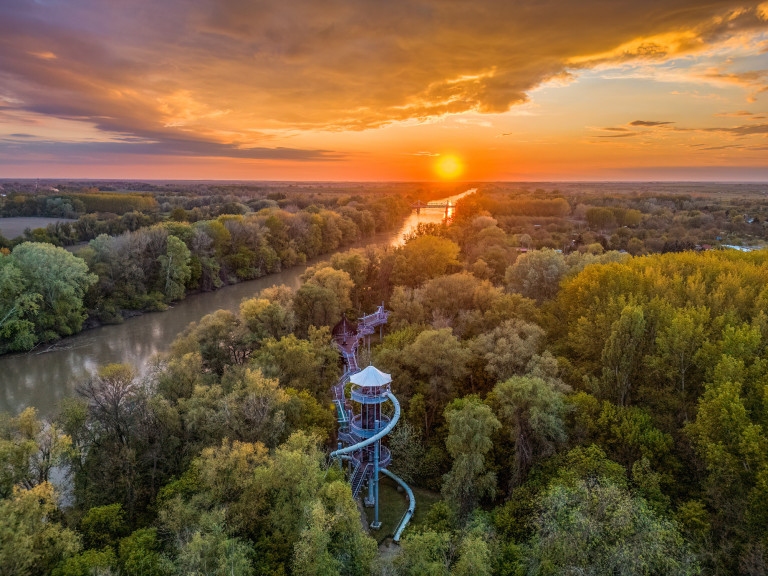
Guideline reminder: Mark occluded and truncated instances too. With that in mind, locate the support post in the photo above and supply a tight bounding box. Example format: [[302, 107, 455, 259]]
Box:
[[371, 420, 381, 529], [337, 442, 343, 471], [366, 472, 374, 506]]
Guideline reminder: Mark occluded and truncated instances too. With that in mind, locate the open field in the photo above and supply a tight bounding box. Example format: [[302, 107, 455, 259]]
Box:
[[0, 217, 76, 239]]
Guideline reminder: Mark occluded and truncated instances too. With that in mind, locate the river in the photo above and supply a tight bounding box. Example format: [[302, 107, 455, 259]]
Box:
[[0, 188, 475, 416]]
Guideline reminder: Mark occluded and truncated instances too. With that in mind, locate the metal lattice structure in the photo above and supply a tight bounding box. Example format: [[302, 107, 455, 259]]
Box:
[[330, 306, 415, 539]]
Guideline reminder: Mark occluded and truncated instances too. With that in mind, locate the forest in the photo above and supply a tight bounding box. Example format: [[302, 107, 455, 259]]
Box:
[[2, 181, 767, 354], [1, 183, 768, 575], [0, 182, 422, 353]]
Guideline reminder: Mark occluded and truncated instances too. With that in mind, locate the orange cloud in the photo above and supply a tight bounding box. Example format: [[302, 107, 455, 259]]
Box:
[[0, 0, 766, 176]]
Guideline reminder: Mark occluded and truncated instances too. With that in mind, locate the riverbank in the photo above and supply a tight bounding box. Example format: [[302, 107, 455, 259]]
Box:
[[0, 188, 476, 416], [73, 229, 394, 334]]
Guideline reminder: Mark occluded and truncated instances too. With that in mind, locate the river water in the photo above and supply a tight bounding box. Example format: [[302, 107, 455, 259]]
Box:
[[0, 189, 475, 416]]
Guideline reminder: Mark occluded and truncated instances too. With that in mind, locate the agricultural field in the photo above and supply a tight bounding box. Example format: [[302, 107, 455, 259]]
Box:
[[0, 216, 76, 239]]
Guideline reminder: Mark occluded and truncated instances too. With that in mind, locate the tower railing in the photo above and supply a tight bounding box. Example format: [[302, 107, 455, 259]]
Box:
[[350, 387, 391, 404], [350, 414, 391, 438]]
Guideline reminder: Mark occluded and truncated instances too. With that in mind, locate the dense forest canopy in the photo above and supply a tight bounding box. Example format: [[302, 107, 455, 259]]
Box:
[[1, 182, 768, 574]]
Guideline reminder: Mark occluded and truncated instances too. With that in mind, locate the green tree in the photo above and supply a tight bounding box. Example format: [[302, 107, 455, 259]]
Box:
[[600, 304, 647, 406], [585, 207, 617, 230], [403, 329, 472, 437], [52, 547, 116, 576], [293, 501, 337, 576], [442, 397, 501, 522], [119, 528, 172, 576], [0, 483, 80, 576], [234, 433, 329, 573], [492, 376, 568, 486], [178, 369, 294, 452], [395, 530, 452, 576], [0, 407, 72, 498], [452, 529, 494, 576], [157, 234, 191, 302], [568, 393, 674, 473], [527, 479, 696, 576], [79, 503, 128, 549], [193, 439, 269, 504], [387, 421, 426, 484], [471, 319, 545, 381], [390, 272, 507, 339], [239, 297, 296, 342], [391, 235, 460, 287], [303, 267, 354, 311], [172, 514, 253, 576], [5, 242, 96, 346], [293, 481, 376, 576], [73, 363, 175, 517], [256, 328, 338, 400], [686, 371, 768, 557], [505, 249, 566, 302], [0, 254, 40, 352], [173, 310, 250, 375], [554, 444, 628, 489], [294, 267, 354, 332], [327, 250, 371, 309], [649, 305, 709, 413]]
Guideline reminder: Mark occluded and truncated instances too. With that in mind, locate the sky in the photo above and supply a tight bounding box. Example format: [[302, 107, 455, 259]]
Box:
[[0, 0, 767, 181]]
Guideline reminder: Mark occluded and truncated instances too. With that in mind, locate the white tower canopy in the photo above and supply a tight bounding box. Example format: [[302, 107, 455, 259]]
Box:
[[350, 365, 392, 387]]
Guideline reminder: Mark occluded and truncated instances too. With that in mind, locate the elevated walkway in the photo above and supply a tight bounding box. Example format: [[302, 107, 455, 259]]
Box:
[[351, 463, 371, 497], [329, 305, 413, 542]]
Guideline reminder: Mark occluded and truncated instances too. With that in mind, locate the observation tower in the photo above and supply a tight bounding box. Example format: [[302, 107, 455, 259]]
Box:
[[330, 307, 415, 539]]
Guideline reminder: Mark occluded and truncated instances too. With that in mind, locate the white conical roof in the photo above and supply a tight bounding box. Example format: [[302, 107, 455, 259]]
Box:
[[350, 365, 391, 387]]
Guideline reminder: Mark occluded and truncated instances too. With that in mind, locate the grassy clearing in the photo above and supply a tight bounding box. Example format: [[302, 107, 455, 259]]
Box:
[[363, 476, 441, 543], [0, 217, 76, 239]]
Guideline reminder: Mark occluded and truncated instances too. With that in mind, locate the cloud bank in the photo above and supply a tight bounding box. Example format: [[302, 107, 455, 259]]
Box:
[[0, 0, 767, 163]]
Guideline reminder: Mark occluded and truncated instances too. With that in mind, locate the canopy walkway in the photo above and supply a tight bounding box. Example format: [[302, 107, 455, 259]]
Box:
[[329, 305, 414, 542]]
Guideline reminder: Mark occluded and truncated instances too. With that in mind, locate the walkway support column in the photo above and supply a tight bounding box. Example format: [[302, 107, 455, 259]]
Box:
[[371, 419, 381, 529], [367, 473, 374, 506]]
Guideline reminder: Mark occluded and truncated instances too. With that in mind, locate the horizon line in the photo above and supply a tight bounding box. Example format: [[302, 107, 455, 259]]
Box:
[[1, 178, 768, 185]]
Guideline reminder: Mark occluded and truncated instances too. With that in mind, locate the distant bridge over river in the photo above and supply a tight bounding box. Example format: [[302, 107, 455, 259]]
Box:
[[410, 199, 456, 217]]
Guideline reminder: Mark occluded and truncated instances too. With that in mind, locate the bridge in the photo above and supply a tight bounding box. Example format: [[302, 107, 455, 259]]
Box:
[[410, 199, 454, 217]]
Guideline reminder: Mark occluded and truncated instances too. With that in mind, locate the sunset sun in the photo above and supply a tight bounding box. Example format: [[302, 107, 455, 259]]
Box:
[[434, 155, 464, 180]]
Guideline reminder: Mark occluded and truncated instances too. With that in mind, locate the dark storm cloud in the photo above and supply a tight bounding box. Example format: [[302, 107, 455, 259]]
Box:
[[0, 0, 767, 160]]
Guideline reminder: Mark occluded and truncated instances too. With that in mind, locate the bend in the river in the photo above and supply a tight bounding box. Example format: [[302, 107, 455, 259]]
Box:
[[0, 188, 476, 416]]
